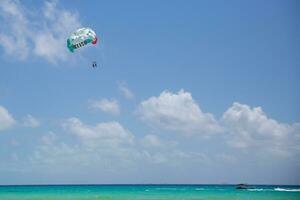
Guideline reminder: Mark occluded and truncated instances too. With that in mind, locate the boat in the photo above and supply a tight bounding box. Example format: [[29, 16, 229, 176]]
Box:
[[236, 184, 250, 189]]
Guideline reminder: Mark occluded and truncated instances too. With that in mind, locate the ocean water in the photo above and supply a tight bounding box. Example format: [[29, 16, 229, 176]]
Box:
[[0, 184, 299, 200]]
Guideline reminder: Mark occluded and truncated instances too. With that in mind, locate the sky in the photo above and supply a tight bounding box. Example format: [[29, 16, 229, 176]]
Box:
[[0, 0, 299, 185]]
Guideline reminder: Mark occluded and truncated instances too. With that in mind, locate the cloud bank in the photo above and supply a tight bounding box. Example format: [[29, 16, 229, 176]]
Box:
[[137, 90, 300, 157], [2, 89, 299, 184]]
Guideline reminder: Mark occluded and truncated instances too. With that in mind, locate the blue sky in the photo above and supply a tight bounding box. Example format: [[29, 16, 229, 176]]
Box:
[[0, 0, 299, 185]]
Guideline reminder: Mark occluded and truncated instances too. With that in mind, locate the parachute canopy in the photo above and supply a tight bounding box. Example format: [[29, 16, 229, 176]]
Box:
[[67, 27, 97, 53]]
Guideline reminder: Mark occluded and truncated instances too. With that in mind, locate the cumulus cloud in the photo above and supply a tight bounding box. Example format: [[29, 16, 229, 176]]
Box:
[[62, 117, 134, 144], [0, 0, 81, 63], [32, 118, 138, 169], [0, 0, 30, 59], [22, 115, 40, 128], [41, 131, 57, 145], [137, 90, 222, 136], [2, 87, 299, 181], [0, 105, 16, 131], [30, 116, 201, 171], [118, 81, 134, 99], [222, 102, 300, 156], [141, 134, 162, 148], [89, 98, 120, 115], [137, 90, 300, 157], [138, 134, 191, 164], [140, 134, 177, 149], [215, 153, 236, 163]]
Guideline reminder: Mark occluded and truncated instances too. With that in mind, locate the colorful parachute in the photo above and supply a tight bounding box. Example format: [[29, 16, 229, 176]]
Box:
[[67, 28, 97, 53]]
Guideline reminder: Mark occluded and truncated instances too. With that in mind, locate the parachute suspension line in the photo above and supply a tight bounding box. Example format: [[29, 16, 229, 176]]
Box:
[[67, 27, 101, 68], [96, 33, 105, 68]]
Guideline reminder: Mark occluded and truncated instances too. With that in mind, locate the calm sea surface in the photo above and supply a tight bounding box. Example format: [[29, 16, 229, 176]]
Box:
[[0, 184, 299, 200]]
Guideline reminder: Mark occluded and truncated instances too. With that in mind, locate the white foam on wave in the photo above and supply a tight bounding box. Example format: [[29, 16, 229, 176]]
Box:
[[155, 187, 187, 191], [274, 188, 300, 192], [247, 189, 265, 192]]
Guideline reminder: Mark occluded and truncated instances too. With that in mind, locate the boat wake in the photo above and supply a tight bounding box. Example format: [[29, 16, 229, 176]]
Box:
[[274, 188, 300, 192]]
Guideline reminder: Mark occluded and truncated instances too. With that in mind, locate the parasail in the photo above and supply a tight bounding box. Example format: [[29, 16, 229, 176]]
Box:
[[67, 27, 98, 53]]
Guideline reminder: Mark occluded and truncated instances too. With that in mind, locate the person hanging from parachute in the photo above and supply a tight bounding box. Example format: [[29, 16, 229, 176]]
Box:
[[67, 27, 99, 68], [92, 61, 97, 68]]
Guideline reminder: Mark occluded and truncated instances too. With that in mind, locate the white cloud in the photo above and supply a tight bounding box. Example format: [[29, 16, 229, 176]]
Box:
[[222, 102, 300, 156], [137, 91, 300, 157], [0, 0, 30, 59], [0, 105, 16, 131], [138, 134, 190, 164], [141, 134, 162, 148], [0, 0, 81, 63], [22, 115, 40, 128], [62, 118, 134, 144], [89, 98, 120, 115], [30, 116, 201, 170], [41, 131, 57, 145], [137, 90, 222, 136], [33, 0, 81, 63], [31, 118, 138, 169], [140, 134, 177, 149], [118, 81, 134, 99], [215, 153, 236, 163]]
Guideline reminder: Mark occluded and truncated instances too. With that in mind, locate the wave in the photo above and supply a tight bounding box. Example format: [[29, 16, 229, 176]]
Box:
[[247, 189, 265, 192], [274, 188, 300, 192], [247, 188, 300, 192], [154, 187, 187, 191]]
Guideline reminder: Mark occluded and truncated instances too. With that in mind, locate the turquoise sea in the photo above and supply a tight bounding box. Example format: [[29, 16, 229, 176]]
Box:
[[0, 185, 300, 200]]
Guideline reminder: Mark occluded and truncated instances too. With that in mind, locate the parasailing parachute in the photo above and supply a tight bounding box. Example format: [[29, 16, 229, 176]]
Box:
[[67, 27, 98, 53]]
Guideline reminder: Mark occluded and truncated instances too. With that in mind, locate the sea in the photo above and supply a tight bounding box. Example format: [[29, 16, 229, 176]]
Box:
[[0, 184, 299, 200]]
